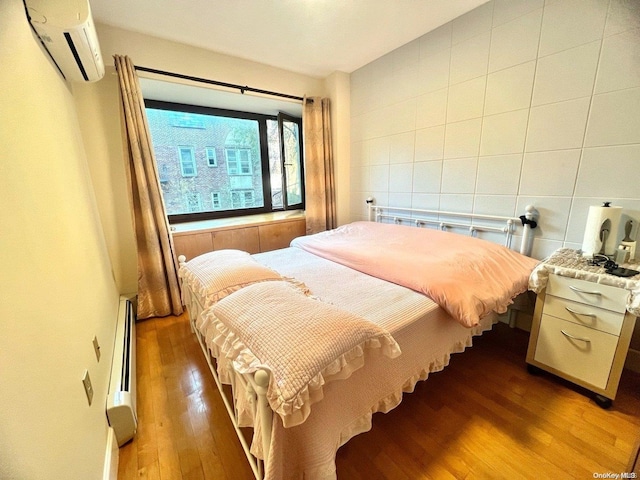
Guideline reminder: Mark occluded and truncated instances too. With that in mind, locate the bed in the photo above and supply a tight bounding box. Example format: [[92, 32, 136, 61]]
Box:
[[177, 201, 540, 479]]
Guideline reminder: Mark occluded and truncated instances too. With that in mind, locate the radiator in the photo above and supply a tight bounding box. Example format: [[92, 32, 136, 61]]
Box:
[[106, 294, 137, 447]]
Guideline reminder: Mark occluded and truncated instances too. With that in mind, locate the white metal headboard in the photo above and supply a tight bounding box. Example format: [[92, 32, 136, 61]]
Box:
[[366, 198, 539, 257]]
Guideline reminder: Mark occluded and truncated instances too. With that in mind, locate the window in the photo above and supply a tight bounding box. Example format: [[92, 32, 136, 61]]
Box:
[[226, 148, 252, 175], [145, 100, 304, 223], [184, 192, 202, 212], [211, 192, 221, 209], [231, 190, 255, 208], [178, 147, 197, 177], [206, 147, 217, 166], [278, 114, 304, 208]]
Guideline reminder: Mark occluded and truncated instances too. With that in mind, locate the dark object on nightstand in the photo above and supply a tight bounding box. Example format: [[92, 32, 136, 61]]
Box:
[[608, 267, 639, 278]]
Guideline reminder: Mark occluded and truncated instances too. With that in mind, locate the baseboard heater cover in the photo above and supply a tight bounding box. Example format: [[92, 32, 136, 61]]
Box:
[[106, 294, 137, 446]]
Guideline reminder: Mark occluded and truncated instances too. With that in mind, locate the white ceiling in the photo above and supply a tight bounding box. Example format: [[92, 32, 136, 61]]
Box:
[[90, 0, 489, 78]]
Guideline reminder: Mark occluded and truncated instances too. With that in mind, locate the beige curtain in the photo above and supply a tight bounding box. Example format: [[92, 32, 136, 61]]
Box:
[[114, 55, 183, 319], [303, 97, 337, 235]]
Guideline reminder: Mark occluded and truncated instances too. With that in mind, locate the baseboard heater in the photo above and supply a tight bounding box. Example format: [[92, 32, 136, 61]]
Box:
[[106, 294, 137, 447]]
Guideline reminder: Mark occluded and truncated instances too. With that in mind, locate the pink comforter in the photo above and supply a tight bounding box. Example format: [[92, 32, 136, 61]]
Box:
[[291, 222, 539, 327]]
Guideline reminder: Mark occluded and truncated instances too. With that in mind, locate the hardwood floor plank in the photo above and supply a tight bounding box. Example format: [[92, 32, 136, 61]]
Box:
[[119, 313, 640, 480]]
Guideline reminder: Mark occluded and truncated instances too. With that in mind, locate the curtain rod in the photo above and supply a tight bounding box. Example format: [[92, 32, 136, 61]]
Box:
[[134, 65, 306, 102]]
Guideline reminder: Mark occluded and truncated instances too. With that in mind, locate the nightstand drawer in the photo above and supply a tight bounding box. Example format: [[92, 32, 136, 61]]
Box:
[[547, 274, 628, 314], [534, 315, 618, 389], [542, 295, 625, 336]]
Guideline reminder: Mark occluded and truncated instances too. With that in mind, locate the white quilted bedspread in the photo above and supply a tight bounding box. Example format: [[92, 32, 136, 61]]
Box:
[[206, 281, 401, 427]]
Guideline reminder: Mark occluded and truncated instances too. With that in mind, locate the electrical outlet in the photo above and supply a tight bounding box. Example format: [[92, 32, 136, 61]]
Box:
[[92, 336, 101, 362], [82, 370, 93, 406]]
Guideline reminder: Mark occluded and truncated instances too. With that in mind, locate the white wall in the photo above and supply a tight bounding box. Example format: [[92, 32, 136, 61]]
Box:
[[0, 1, 121, 479], [325, 71, 352, 226], [350, 0, 640, 260], [73, 70, 138, 294], [96, 23, 327, 104]]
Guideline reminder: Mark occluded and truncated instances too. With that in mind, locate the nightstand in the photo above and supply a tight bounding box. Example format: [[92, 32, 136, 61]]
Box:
[[527, 249, 639, 408]]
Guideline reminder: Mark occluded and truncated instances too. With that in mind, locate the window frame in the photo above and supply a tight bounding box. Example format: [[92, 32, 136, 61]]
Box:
[[205, 147, 217, 167], [277, 112, 305, 210], [183, 192, 203, 212], [145, 99, 304, 224], [211, 191, 221, 210], [231, 190, 256, 208], [178, 146, 197, 177], [225, 148, 253, 176]]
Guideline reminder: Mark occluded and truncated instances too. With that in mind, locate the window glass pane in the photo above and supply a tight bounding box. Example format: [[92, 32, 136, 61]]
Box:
[[225, 148, 252, 175], [184, 192, 202, 212], [282, 119, 303, 207], [179, 147, 196, 177], [206, 147, 217, 166], [267, 119, 284, 209], [146, 108, 264, 216], [211, 192, 221, 209]]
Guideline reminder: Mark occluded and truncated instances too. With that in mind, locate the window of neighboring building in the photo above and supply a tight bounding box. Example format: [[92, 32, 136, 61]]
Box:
[[178, 147, 197, 177], [206, 147, 217, 167], [231, 190, 255, 208], [211, 192, 221, 209], [145, 99, 304, 223], [184, 192, 202, 212], [225, 148, 252, 175]]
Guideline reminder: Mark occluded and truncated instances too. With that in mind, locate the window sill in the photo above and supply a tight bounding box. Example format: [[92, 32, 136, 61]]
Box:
[[170, 210, 305, 235]]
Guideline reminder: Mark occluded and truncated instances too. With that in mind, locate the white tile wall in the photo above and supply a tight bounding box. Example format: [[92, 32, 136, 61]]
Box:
[[350, 0, 640, 257], [585, 87, 640, 146], [444, 118, 482, 159], [484, 61, 536, 115], [441, 157, 478, 194], [492, 0, 544, 28], [418, 49, 451, 94], [538, 0, 609, 57], [474, 194, 518, 216], [389, 163, 414, 193], [415, 126, 445, 161], [447, 76, 486, 122], [526, 97, 591, 152], [476, 154, 522, 195], [419, 24, 452, 57], [595, 28, 640, 94], [480, 109, 529, 156], [415, 88, 448, 128], [452, 2, 494, 45], [532, 41, 601, 106], [450, 32, 491, 85], [412, 161, 443, 194], [488, 9, 542, 73], [389, 132, 415, 165], [575, 144, 640, 198], [520, 150, 581, 196], [605, 0, 640, 36]]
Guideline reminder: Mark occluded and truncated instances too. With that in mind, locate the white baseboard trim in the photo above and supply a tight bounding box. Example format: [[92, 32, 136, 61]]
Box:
[[103, 427, 119, 480], [625, 348, 640, 374]]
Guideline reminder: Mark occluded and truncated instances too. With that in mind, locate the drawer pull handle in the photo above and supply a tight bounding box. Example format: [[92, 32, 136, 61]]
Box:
[[564, 307, 596, 318], [561, 330, 591, 343], [569, 285, 602, 296]]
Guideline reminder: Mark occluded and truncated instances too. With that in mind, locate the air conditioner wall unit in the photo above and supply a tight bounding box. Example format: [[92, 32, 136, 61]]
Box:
[[25, 0, 105, 82]]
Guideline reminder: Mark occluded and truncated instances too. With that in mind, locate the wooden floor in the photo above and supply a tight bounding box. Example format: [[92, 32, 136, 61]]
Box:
[[118, 311, 640, 479]]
